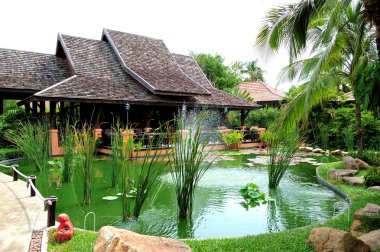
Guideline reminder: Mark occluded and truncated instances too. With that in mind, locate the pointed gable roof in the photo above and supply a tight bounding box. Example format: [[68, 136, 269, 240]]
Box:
[[0, 48, 69, 92], [238, 82, 285, 102], [103, 29, 210, 96]]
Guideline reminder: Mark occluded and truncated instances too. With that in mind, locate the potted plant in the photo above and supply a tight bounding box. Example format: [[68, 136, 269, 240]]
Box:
[[222, 130, 244, 150]]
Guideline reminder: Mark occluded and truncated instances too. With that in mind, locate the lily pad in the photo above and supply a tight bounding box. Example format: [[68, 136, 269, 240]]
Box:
[[102, 196, 118, 201]]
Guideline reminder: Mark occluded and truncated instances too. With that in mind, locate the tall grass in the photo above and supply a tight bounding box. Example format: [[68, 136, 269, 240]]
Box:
[[76, 125, 98, 205], [319, 125, 329, 150], [343, 128, 354, 151], [62, 123, 77, 182], [170, 115, 214, 219], [112, 124, 169, 220], [266, 129, 300, 189], [5, 121, 50, 171]]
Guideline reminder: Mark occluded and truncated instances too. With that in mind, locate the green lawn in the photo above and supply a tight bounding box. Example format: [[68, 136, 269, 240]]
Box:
[[47, 161, 380, 252]]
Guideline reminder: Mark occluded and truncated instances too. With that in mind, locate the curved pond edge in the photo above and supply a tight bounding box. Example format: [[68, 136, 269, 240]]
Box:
[[315, 162, 352, 206]]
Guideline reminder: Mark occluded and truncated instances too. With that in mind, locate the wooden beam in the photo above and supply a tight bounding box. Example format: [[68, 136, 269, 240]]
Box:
[[60, 102, 65, 126], [25, 103, 31, 113]]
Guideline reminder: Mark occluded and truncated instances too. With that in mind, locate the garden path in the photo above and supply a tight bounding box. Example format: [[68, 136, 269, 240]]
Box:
[[0, 172, 47, 252]]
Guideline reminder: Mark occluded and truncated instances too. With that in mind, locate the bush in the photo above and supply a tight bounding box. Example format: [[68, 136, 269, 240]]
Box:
[[0, 148, 22, 161], [248, 107, 280, 128], [364, 167, 380, 187], [350, 150, 380, 167], [222, 130, 244, 148]]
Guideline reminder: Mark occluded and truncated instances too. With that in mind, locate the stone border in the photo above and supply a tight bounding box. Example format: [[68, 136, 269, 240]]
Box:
[[315, 163, 352, 206]]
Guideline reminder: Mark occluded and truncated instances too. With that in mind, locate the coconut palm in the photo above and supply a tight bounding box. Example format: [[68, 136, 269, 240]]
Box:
[[257, 0, 380, 61], [275, 2, 376, 151]]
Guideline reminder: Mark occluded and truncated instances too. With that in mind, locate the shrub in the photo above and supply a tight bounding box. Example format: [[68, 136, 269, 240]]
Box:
[[0, 148, 22, 160], [222, 130, 244, 148], [364, 167, 380, 187], [248, 107, 280, 129], [350, 150, 380, 167]]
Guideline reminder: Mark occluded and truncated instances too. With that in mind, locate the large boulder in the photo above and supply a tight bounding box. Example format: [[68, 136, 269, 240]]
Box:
[[355, 159, 370, 170], [307, 227, 370, 252], [354, 203, 380, 221], [368, 186, 380, 191], [312, 148, 324, 154], [329, 169, 358, 180], [359, 229, 380, 251], [343, 156, 359, 170], [331, 149, 342, 156], [94, 226, 192, 252], [342, 176, 364, 186], [305, 147, 314, 152]]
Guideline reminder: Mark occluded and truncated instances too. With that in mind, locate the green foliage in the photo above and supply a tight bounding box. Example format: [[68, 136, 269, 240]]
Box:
[[239, 183, 268, 209], [267, 129, 301, 189], [76, 125, 98, 205], [112, 122, 169, 220], [62, 123, 77, 182], [343, 128, 354, 151], [350, 150, 380, 166], [48, 228, 97, 252], [364, 167, 380, 187], [5, 121, 50, 171], [0, 148, 22, 160], [320, 125, 329, 150], [221, 130, 244, 148], [192, 53, 242, 90], [247, 108, 280, 129], [170, 112, 214, 219]]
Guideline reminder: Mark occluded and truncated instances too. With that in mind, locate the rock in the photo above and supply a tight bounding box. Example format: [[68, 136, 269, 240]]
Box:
[[343, 156, 359, 170], [354, 203, 380, 221], [307, 227, 370, 252], [325, 150, 330, 155], [94, 226, 192, 252], [368, 186, 380, 191], [312, 148, 324, 153], [350, 220, 369, 236], [341, 151, 348, 156], [329, 169, 358, 180], [299, 146, 307, 151], [331, 149, 342, 156], [355, 159, 370, 170], [305, 147, 314, 152], [358, 229, 380, 251], [342, 176, 364, 186]]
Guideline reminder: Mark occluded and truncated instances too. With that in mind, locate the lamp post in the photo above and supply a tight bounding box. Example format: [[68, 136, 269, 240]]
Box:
[[125, 103, 130, 126]]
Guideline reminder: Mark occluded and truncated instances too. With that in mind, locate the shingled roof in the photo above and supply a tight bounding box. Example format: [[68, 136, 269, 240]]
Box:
[[1, 29, 258, 110], [238, 82, 285, 102], [0, 48, 69, 92]]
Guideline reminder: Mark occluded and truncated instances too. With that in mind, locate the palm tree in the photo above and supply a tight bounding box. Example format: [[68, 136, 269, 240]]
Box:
[[257, 0, 380, 61], [274, 2, 376, 151]]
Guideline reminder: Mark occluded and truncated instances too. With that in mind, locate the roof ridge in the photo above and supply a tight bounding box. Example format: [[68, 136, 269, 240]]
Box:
[[57, 33, 77, 74], [104, 28, 163, 42], [34, 75, 77, 96], [0, 47, 56, 57]]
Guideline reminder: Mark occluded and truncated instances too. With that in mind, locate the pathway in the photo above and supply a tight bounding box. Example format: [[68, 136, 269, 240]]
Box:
[[0, 172, 47, 252]]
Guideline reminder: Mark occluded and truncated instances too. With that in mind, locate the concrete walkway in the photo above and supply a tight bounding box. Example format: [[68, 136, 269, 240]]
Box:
[[0, 172, 47, 252]]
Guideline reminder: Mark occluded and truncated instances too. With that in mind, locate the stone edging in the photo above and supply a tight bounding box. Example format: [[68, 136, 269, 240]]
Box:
[[315, 163, 352, 206]]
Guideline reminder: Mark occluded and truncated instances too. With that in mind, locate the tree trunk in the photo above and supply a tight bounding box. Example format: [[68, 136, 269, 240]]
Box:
[[354, 101, 363, 152], [364, 0, 380, 60]]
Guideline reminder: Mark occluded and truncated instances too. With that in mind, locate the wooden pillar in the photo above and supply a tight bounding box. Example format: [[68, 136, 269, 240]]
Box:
[[0, 98, 3, 115], [59, 102, 65, 126], [50, 101, 57, 128], [25, 103, 31, 113], [32, 101, 38, 115], [40, 101, 46, 116], [240, 109, 250, 126]]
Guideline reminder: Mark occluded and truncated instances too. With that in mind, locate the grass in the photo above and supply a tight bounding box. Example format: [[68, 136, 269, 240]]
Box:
[[48, 228, 98, 252], [47, 161, 380, 252]]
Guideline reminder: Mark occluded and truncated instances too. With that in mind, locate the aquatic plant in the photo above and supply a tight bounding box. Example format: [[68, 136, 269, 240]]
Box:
[[112, 124, 169, 220], [5, 120, 50, 171], [170, 112, 214, 219], [319, 125, 329, 150], [76, 125, 98, 205], [239, 183, 269, 210], [343, 128, 354, 151], [266, 129, 300, 189], [62, 123, 77, 182]]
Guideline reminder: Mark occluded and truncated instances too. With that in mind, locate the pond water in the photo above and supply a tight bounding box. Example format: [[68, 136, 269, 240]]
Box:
[[15, 151, 346, 239]]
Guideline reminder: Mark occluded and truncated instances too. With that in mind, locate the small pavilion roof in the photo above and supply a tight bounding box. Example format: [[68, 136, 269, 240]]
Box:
[[238, 82, 285, 102]]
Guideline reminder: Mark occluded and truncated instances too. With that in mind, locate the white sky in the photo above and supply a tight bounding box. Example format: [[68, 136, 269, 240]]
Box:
[[0, 0, 295, 91]]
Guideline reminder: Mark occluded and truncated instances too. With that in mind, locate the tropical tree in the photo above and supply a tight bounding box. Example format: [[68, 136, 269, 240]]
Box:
[[258, 1, 377, 151]]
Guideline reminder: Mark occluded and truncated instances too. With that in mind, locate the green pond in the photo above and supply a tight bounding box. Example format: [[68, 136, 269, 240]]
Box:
[[14, 151, 346, 239]]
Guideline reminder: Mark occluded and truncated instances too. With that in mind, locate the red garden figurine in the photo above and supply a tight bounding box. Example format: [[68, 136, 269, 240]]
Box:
[[55, 213, 74, 242]]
